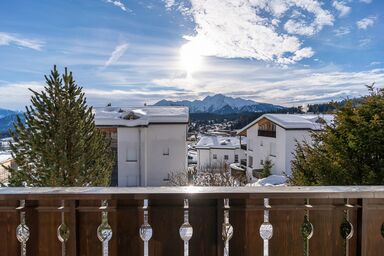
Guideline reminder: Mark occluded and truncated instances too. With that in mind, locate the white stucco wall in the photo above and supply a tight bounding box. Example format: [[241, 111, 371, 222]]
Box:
[[284, 130, 312, 176], [117, 124, 187, 187], [245, 123, 315, 178], [117, 128, 141, 187], [146, 124, 188, 186], [246, 124, 285, 177], [197, 147, 242, 169]]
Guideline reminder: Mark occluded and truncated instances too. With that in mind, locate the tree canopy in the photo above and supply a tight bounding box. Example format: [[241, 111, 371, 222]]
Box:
[[6, 66, 113, 186], [291, 85, 384, 185]]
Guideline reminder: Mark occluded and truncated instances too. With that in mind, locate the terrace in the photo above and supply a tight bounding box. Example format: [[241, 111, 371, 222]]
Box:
[[0, 186, 383, 256]]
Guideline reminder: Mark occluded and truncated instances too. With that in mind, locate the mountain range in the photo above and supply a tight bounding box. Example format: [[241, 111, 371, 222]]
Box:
[[0, 108, 24, 137], [154, 94, 285, 114]]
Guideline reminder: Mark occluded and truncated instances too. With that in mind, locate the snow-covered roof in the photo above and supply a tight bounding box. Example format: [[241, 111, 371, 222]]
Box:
[[238, 113, 334, 134], [94, 106, 189, 127], [195, 136, 244, 149], [0, 152, 12, 163]]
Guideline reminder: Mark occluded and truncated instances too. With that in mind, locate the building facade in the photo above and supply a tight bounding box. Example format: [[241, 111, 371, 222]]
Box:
[[195, 136, 246, 170], [95, 106, 189, 187], [238, 114, 333, 180]]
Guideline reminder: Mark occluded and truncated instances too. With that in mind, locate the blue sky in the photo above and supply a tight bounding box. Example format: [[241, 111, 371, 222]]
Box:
[[0, 0, 383, 110]]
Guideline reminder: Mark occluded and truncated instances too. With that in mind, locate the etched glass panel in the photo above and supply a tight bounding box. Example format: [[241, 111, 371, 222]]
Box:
[[16, 219, 30, 243], [16, 201, 29, 256], [97, 201, 112, 256], [260, 222, 273, 240], [301, 215, 314, 240], [222, 198, 233, 256], [260, 198, 272, 256], [340, 218, 354, 240], [180, 199, 193, 256], [139, 222, 153, 242], [180, 221, 193, 241], [57, 222, 70, 243], [140, 199, 152, 256]]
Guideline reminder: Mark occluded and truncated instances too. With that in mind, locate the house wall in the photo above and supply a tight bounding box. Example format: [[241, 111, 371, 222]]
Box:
[[117, 124, 187, 187], [245, 122, 315, 179], [146, 124, 188, 186], [197, 147, 242, 170], [0, 159, 16, 183], [284, 130, 313, 176], [246, 124, 286, 177], [117, 127, 141, 187]]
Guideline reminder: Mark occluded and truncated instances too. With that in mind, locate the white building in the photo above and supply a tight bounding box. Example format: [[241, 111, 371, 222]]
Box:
[[195, 136, 246, 170], [237, 114, 333, 180], [95, 106, 189, 187]]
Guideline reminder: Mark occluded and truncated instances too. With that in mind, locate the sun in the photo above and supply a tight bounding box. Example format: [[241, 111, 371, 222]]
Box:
[[180, 42, 203, 78]]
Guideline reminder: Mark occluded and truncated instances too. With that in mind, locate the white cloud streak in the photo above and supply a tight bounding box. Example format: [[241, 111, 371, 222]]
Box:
[[105, 0, 128, 11], [357, 16, 376, 29], [359, 0, 372, 4], [105, 43, 129, 66], [0, 32, 44, 51], [334, 26, 351, 36]]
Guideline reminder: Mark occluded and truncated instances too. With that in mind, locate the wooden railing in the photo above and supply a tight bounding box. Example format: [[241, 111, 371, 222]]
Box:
[[0, 186, 383, 256]]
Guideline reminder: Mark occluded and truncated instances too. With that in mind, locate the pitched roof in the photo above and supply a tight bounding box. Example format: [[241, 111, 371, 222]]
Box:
[[237, 114, 334, 135], [94, 106, 189, 127], [195, 136, 245, 149]]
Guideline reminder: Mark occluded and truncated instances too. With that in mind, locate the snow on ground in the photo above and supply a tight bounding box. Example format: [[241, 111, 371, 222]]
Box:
[[246, 175, 287, 187], [0, 152, 12, 163]]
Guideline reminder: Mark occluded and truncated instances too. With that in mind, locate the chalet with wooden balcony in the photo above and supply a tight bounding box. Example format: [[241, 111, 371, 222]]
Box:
[[238, 114, 334, 180]]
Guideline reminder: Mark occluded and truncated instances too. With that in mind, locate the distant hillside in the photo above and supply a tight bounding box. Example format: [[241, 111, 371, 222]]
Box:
[[0, 108, 24, 138], [154, 94, 285, 114]]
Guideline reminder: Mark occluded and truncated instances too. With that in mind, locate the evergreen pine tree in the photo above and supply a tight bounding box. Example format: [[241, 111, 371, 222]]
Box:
[[6, 66, 113, 186], [290, 85, 384, 185], [261, 158, 273, 178]]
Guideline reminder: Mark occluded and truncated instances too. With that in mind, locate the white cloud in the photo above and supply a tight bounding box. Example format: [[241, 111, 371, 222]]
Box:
[[359, 38, 371, 47], [370, 61, 381, 66], [0, 82, 44, 110], [360, 0, 372, 4], [105, 43, 129, 66], [332, 1, 351, 17], [170, 0, 334, 64], [0, 32, 44, 51], [151, 58, 384, 106], [105, 0, 128, 11], [357, 16, 376, 29], [334, 26, 351, 36], [164, 0, 176, 9]]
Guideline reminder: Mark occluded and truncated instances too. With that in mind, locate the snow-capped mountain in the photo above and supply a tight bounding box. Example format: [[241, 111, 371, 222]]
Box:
[[154, 94, 285, 114], [0, 108, 24, 137]]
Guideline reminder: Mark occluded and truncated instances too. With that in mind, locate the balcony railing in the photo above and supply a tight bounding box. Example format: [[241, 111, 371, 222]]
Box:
[[0, 186, 383, 256], [258, 130, 276, 138]]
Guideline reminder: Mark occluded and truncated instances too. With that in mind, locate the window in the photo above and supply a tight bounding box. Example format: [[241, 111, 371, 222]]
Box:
[[234, 154, 239, 162], [126, 144, 137, 162], [213, 154, 217, 160], [163, 147, 170, 156], [248, 156, 253, 168], [224, 155, 229, 160], [260, 159, 264, 165], [270, 142, 277, 157], [259, 123, 276, 131]]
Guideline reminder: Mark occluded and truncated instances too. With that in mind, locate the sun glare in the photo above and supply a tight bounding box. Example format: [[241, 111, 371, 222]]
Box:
[[180, 42, 203, 78]]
